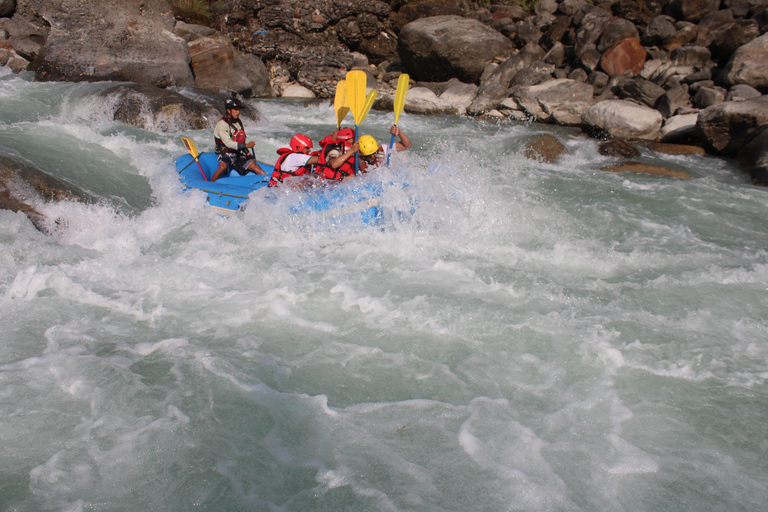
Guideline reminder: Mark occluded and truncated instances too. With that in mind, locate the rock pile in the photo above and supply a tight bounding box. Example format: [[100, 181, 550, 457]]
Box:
[[2, 0, 768, 183]]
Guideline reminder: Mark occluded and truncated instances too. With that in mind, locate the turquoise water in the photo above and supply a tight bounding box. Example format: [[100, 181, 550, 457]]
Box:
[[1, 68, 767, 511]]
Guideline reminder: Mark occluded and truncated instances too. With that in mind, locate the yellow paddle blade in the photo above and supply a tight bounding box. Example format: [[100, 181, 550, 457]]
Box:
[[393, 73, 409, 125], [334, 80, 350, 128], [346, 70, 367, 124], [359, 89, 377, 124], [181, 136, 199, 159]]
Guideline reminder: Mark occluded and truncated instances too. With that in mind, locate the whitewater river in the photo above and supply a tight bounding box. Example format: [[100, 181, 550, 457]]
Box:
[[2, 68, 767, 511]]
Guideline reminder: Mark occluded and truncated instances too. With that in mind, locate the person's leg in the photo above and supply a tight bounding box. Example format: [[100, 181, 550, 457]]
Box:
[[247, 160, 267, 175], [211, 160, 229, 182]]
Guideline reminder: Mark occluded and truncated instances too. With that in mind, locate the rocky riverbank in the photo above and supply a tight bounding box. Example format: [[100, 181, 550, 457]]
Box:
[[1, 0, 768, 186]]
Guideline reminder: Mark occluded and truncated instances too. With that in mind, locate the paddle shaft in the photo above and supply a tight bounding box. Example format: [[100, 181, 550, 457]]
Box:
[[178, 157, 197, 174], [386, 132, 396, 166], [194, 157, 207, 181]]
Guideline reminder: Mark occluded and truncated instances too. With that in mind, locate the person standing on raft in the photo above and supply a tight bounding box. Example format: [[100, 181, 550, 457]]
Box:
[[358, 126, 412, 172], [211, 96, 268, 182]]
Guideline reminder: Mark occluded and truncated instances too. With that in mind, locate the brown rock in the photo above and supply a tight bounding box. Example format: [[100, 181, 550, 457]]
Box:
[[188, 36, 251, 95], [600, 161, 691, 178], [645, 142, 706, 155], [523, 134, 571, 162], [598, 139, 641, 157], [600, 38, 647, 76]]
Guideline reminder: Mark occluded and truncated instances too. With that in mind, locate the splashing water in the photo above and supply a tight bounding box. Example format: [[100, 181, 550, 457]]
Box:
[[1, 71, 767, 512]]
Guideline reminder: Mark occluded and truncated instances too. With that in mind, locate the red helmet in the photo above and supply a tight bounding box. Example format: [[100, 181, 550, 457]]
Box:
[[290, 134, 312, 153], [336, 128, 355, 141], [318, 135, 335, 147]]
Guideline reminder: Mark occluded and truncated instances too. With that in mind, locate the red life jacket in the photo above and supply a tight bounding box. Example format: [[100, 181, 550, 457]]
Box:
[[268, 148, 314, 187], [314, 142, 355, 181], [215, 116, 247, 155]]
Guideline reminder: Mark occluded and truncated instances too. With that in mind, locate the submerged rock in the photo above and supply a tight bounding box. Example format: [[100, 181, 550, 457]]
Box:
[[600, 161, 691, 178], [0, 154, 91, 234], [598, 139, 641, 157], [645, 142, 706, 155], [523, 134, 570, 162]]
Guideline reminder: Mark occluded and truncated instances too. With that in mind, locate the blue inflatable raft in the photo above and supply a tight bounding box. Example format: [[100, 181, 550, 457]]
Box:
[[175, 152, 387, 224]]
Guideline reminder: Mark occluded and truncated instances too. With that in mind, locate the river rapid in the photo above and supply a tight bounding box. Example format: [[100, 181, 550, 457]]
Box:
[[2, 68, 768, 512]]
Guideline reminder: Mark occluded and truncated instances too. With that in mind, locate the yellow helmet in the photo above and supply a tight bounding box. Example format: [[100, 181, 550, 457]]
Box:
[[358, 135, 379, 156]]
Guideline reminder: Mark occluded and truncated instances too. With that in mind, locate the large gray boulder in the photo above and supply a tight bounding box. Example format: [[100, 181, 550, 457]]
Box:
[[696, 96, 768, 153], [397, 15, 514, 83], [512, 79, 595, 125], [582, 99, 664, 140], [723, 33, 768, 92], [22, 0, 193, 88], [402, 87, 449, 115]]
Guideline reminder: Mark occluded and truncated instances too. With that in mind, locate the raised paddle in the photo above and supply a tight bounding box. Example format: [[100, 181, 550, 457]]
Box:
[[387, 73, 410, 166], [181, 136, 208, 181], [360, 89, 377, 124], [334, 80, 350, 128], [346, 70, 367, 175]]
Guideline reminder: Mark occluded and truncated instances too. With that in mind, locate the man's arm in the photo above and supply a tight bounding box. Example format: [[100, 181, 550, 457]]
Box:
[[392, 126, 412, 152], [329, 142, 359, 169]]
